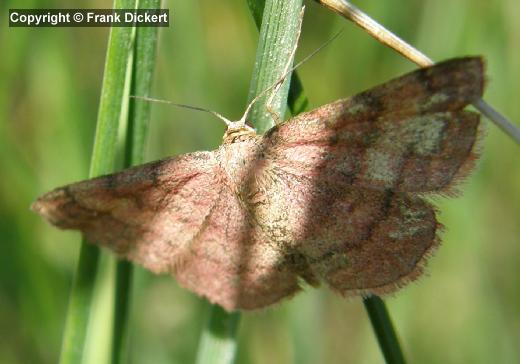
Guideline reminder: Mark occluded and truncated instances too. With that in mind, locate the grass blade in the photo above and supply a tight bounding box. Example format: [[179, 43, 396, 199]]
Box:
[[364, 296, 406, 364], [246, 0, 309, 116], [59, 244, 101, 364], [195, 1, 303, 363], [124, 2, 160, 167], [111, 1, 161, 363], [195, 305, 241, 364], [245, 0, 304, 133], [252, 2, 407, 364], [59, 1, 137, 363]]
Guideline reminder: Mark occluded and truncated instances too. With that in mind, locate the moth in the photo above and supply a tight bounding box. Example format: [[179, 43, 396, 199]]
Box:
[[32, 57, 484, 311]]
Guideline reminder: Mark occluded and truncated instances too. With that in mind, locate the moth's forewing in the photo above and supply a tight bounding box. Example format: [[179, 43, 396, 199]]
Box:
[[264, 57, 483, 192], [33, 143, 302, 310], [32, 152, 222, 274], [251, 57, 483, 299]]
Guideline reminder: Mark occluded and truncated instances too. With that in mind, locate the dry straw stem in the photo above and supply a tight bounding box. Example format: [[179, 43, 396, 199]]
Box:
[[315, 0, 520, 146]]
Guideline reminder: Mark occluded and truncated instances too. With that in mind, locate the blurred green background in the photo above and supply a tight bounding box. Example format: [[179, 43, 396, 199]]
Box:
[[1, 0, 519, 363]]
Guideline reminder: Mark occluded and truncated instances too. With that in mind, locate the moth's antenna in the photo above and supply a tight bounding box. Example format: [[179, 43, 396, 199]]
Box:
[[239, 7, 344, 126], [130, 6, 344, 135], [315, 0, 520, 145], [265, 27, 344, 123], [292, 29, 344, 75], [129, 95, 235, 127]]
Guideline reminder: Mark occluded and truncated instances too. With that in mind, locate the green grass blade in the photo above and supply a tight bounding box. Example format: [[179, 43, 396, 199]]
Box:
[[195, 305, 241, 364], [124, 2, 160, 167], [88, 4, 136, 179], [194, 1, 303, 363], [252, 2, 406, 364], [364, 296, 406, 364], [246, 0, 309, 116], [111, 2, 161, 363], [59, 244, 101, 364], [59, 1, 137, 363], [246, 0, 304, 133], [111, 261, 133, 364]]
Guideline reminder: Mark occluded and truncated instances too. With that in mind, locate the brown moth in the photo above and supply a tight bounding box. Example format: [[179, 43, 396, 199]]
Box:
[[32, 57, 484, 311]]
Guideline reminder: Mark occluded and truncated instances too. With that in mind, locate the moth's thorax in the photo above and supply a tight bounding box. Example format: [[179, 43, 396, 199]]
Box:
[[217, 131, 265, 189]]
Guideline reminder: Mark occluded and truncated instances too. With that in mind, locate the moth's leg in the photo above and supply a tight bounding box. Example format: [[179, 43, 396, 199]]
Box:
[[266, 94, 283, 125]]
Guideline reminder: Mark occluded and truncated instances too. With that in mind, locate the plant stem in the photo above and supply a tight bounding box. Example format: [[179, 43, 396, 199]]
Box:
[[251, 2, 407, 363], [195, 1, 303, 363], [195, 305, 241, 364], [111, 4, 160, 364], [59, 244, 100, 364], [111, 261, 133, 364], [364, 296, 406, 364], [59, 1, 136, 363], [246, 0, 308, 116], [246, 0, 305, 133], [251, 2, 407, 364], [124, 0, 160, 167]]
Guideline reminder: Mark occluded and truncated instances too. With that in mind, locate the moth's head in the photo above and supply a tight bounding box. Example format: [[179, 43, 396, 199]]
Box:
[[223, 120, 257, 144]]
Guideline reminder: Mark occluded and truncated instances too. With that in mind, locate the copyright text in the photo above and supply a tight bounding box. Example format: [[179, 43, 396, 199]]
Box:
[[9, 9, 169, 27]]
